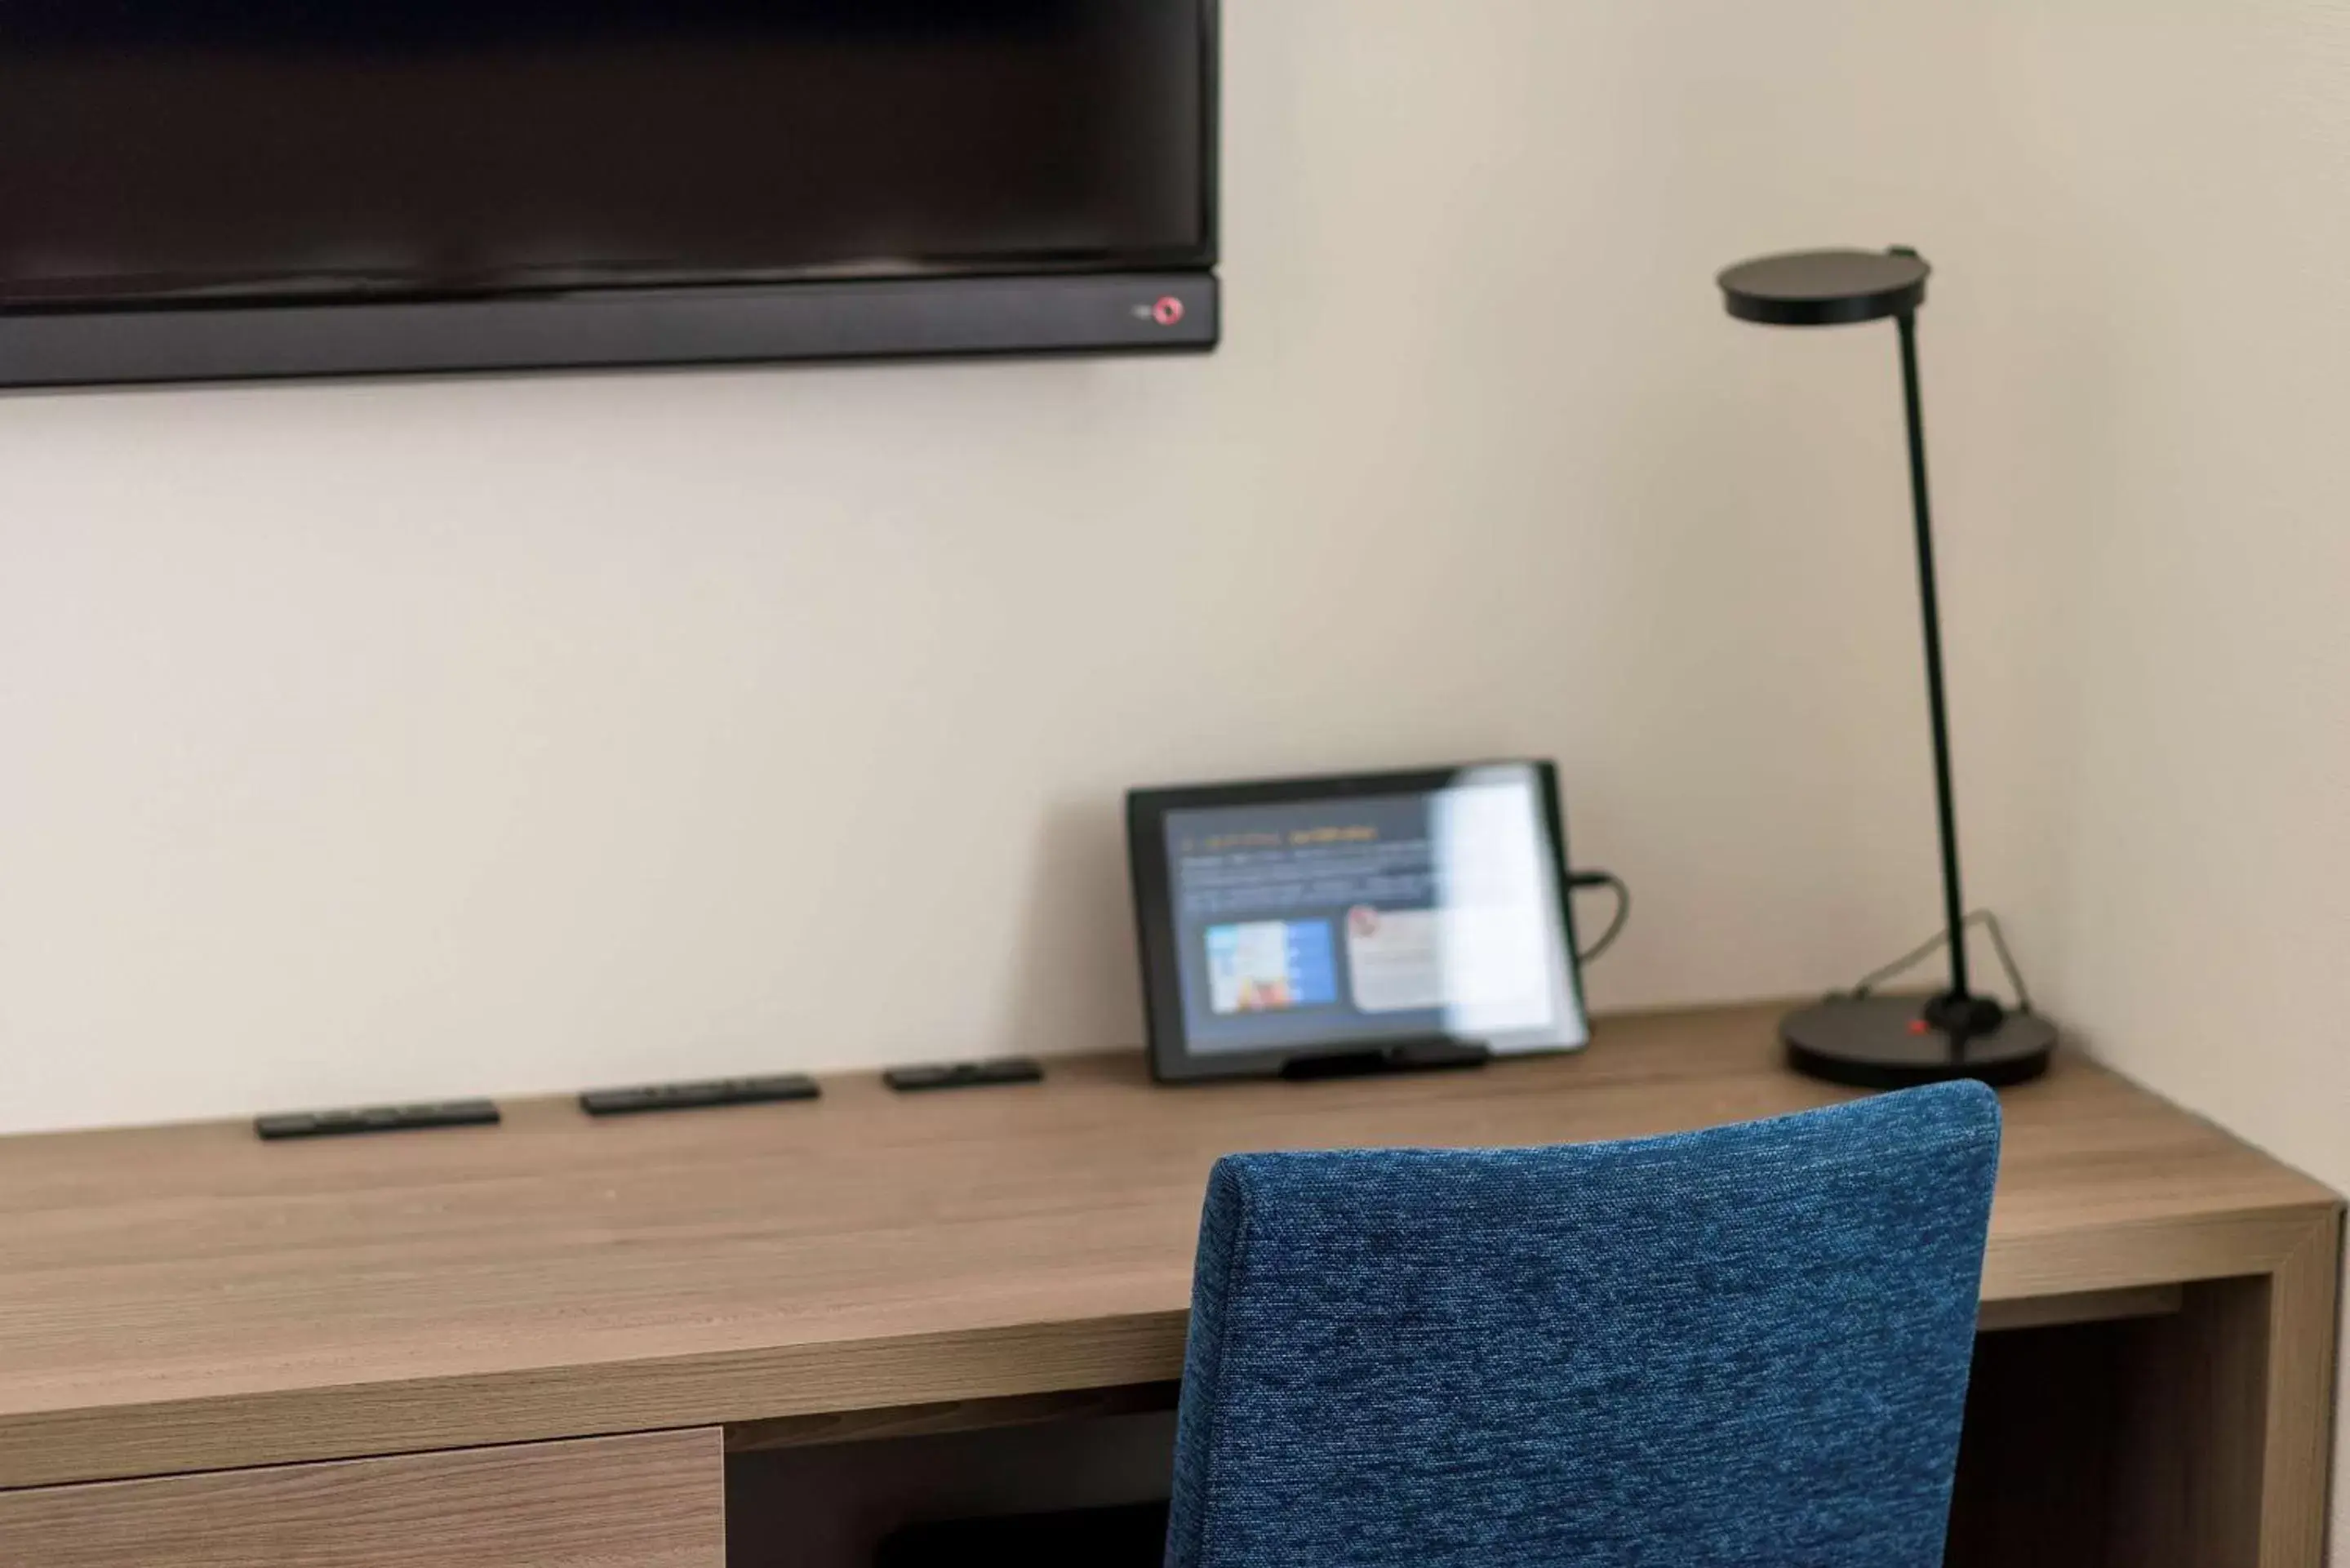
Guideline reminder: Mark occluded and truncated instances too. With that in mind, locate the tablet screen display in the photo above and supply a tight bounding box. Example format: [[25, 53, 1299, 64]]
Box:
[[1128, 763, 1587, 1078]]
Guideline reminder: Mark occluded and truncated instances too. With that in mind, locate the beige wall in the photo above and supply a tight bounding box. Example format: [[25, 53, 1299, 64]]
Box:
[[1975, 3, 2350, 1553], [0, 0, 2028, 1133]]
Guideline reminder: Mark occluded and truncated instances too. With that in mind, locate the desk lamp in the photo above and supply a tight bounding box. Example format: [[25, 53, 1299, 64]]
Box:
[[1717, 247, 2055, 1088]]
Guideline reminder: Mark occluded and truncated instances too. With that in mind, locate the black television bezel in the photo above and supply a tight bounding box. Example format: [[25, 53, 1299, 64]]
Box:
[[1126, 761, 1589, 1085], [0, 1, 1221, 389]]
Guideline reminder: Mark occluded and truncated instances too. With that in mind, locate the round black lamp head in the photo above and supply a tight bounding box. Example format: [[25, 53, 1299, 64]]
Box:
[[1718, 247, 1930, 326]]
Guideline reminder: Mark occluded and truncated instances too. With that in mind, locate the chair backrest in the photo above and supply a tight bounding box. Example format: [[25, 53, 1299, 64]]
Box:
[[1165, 1081, 2001, 1568]]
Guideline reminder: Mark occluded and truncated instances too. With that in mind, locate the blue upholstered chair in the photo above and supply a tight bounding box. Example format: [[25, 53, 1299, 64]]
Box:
[[1165, 1082, 2001, 1568]]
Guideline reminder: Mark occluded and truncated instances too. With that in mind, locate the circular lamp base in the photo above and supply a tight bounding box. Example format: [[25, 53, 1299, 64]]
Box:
[[1784, 996, 2057, 1090]]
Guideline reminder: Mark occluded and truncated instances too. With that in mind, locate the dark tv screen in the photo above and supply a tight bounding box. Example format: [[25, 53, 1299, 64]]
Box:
[[0, 0, 1213, 312]]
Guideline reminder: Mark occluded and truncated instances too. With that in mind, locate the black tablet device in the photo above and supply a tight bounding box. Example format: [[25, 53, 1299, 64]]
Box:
[[1126, 762, 1588, 1082]]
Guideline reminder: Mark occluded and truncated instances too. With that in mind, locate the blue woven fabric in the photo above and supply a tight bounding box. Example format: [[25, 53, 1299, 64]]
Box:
[[1165, 1082, 2001, 1568]]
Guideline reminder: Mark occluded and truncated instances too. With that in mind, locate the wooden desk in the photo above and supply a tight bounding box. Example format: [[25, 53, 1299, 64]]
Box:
[[0, 1005, 2336, 1566]]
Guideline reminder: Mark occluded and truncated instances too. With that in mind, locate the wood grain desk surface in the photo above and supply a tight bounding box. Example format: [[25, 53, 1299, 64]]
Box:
[[0, 1002, 2336, 1492]]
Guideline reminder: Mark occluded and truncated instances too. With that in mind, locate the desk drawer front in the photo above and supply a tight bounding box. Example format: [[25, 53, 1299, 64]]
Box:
[[0, 1428, 722, 1568]]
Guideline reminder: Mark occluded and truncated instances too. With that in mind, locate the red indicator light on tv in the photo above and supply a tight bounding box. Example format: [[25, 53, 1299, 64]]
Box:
[[1152, 296, 1185, 326]]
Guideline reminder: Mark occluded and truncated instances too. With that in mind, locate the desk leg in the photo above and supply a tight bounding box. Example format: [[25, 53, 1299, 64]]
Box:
[[2111, 1211, 2342, 1568], [1950, 1211, 2340, 1568], [2250, 1210, 2339, 1568]]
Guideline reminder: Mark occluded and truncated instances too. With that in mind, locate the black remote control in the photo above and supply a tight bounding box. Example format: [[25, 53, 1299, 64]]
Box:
[[883, 1058, 1046, 1092], [255, 1100, 501, 1141], [580, 1075, 821, 1117]]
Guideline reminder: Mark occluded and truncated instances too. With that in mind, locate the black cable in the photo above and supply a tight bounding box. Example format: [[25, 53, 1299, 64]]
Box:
[[1848, 923, 1960, 1000], [1848, 908, 2034, 1013], [1570, 870, 1631, 965], [1972, 913, 2033, 1014]]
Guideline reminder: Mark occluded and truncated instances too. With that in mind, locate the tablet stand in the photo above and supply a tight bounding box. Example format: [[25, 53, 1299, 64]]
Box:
[[1279, 1039, 1490, 1081]]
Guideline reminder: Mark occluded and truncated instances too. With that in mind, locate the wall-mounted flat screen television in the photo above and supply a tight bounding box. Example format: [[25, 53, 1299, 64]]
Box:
[[0, 0, 1218, 387]]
